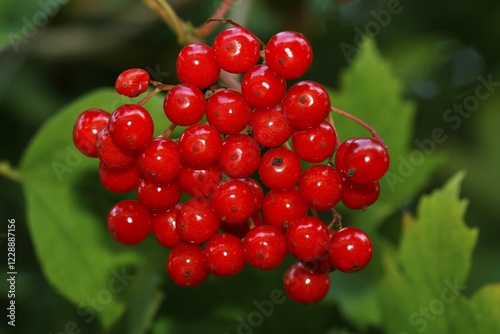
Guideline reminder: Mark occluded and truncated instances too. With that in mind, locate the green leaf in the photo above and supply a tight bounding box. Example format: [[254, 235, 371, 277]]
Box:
[[376, 172, 500, 334], [20, 88, 170, 330], [327, 37, 443, 330], [328, 38, 444, 229]]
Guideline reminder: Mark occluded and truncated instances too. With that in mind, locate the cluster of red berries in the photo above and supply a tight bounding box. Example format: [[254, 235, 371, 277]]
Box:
[[72, 24, 389, 304]]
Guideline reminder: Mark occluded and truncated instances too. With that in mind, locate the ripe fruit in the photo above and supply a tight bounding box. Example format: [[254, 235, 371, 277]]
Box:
[[73, 109, 110, 157], [176, 198, 220, 244], [108, 104, 154, 151], [107, 200, 151, 245], [163, 84, 206, 126], [178, 164, 222, 198], [176, 43, 220, 88], [284, 262, 330, 304], [329, 227, 373, 273], [291, 121, 336, 163], [299, 164, 343, 210], [262, 188, 308, 232], [206, 90, 252, 135], [137, 138, 182, 184], [218, 134, 261, 178], [204, 233, 246, 277], [241, 64, 287, 109], [248, 105, 293, 148], [265, 31, 313, 80], [98, 162, 139, 193], [115, 68, 149, 97], [341, 179, 380, 210], [286, 216, 330, 261], [167, 243, 208, 287], [258, 148, 301, 191], [136, 179, 182, 212], [178, 124, 223, 169], [335, 137, 390, 183], [212, 27, 260, 74], [96, 127, 137, 169], [210, 179, 255, 224], [151, 207, 182, 248], [243, 225, 287, 270]]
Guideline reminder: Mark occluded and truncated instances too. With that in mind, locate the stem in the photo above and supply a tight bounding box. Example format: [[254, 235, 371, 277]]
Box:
[[329, 208, 343, 230], [0, 161, 21, 182], [281, 141, 292, 150], [330, 106, 386, 146], [157, 123, 178, 139], [327, 113, 341, 165], [310, 208, 319, 219], [143, 0, 193, 44], [137, 87, 162, 106], [197, 0, 235, 37]]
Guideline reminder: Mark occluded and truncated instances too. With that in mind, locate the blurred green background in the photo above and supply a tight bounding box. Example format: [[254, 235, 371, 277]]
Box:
[[1, 0, 500, 333]]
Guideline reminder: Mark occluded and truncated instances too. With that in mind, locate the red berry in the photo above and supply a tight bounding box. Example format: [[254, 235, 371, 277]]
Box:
[[282, 81, 331, 130], [243, 225, 287, 270], [286, 216, 330, 261], [115, 68, 149, 98], [136, 179, 182, 212], [335, 137, 390, 183], [329, 227, 373, 273], [138, 138, 182, 184], [73, 109, 110, 157], [258, 148, 301, 191], [178, 164, 222, 198], [163, 84, 206, 126], [218, 134, 261, 178], [98, 162, 139, 193], [151, 207, 182, 248], [176, 43, 220, 89], [206, 90, 252, 135], [108, 104, 154, 151], [248, 105, 293, 148], [240, 177, 264, 214], [212, 27, 260, 74], [204, 233, 246, 277], [291, 121, 337, 163], [262, 188, 308, 232], [176, 198, 220, 244], [341, 179, 380, 210], [241, 64, 287, 109], [210, 179, 255, 224], [265, 31, 312, 80], [283, 262, 330, 304], [299, 165, 343, 210], [107, 200, 151, 245], [167, 243, 208, 287], [96, 127, 137, 169], [302, 230, 336, 273], [178, 124, 223, 169]]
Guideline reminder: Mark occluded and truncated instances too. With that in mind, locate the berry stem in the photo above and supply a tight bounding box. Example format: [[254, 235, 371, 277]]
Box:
[[143, 0, 195, 44], [197, 0, 235, 37], [206, 18, 267, 49], [281, 140, 292, 150], [157, 123, 178, 139], [329, 208, 343, 230], [310, 208, 319, 220], [330, 106, 386, 146], [0, 160, 21, 182], [137, 87, 162, 106], [327, 113, 342, 151]]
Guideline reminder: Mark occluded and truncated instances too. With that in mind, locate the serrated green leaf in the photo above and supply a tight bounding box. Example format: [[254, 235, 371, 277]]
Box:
[[376, 172, 500, 334], [329, 38, 443, 230], [19, 88, 170, 329]]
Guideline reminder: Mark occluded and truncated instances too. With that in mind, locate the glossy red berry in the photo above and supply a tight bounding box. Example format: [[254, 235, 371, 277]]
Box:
[[115, 68, 149, 97], [265, 31, 312, 80], [212, 27, 260, 74], [73, 109, 110, 157], [243, 225, 287, 270], [258, 148, 301, 191], [107, 200, 151, 245], [341, 179, 380, 210], [335, 137, 390, 183], [262, 188, 308, 232], [210, 179, 255, 224], [178, 164, 222, 198], [286, 216, 330, 261], [204, 233, 246, 277], [167, 243, 208, 287], [302, 229, 336, 273], [108, 104, 154, 151], [136, 179, 182, 212], [240, 178, 264, 214], [248, 105, 293, 148], [282, 81, 331, 130], [137, 138, 182, 184], [330, 227, 373, 273], [176, 198, 220, 244], [96, 127, 137, 169], [218, 134, 261, 178], [163, 84, 206, 126], [299, 165, 343, 210], [241, 64, 287, 109], [151, 207, 182, 248], [283, 262, 330, 304], [178, 124, 223, 169], [291, 121, 337, 163], [206, 90, 252, 135], [176, 43, 220, 89], [98, 162, 139, 193]]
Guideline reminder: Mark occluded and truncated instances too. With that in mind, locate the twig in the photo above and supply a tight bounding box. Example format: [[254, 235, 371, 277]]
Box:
[[197, 0, 235, 37], [330, 106, 386, 146], [0, 161, 21, 182]]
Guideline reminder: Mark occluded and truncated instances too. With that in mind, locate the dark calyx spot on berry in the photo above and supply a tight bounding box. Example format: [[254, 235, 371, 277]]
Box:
[[198, 176, 205, 181], [270, 157, 283, 166], [254, 90, 261, 97], [184, 270, 191, 277], [283, 221, 289, 229], [347, 168, 356, 177], [215, 110, 220, 117], [298, 96, 307, 105], [290, 241, 295, 248], [150, 172, 157, 177], [230, 153, 238, 160], [231, 206, 237, 213], [320, 142, 326, 148], [278, 58, 285, 65], [258, 252, 264, 259], [192, 146, 199, 152], [351, 263, 359, 270], [177, 97, 185, 104], [226, 45, 233, 51]]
